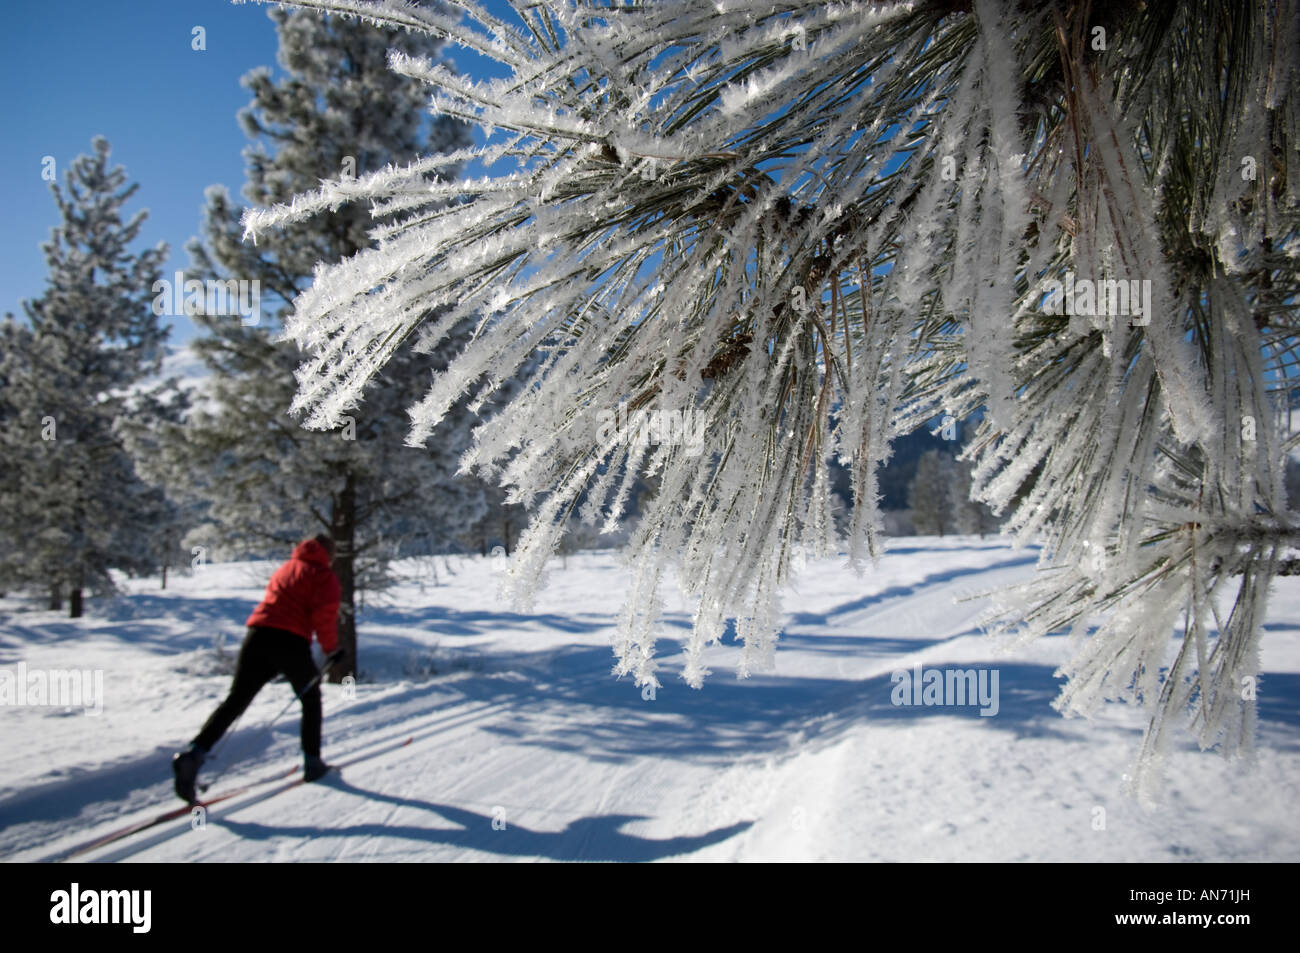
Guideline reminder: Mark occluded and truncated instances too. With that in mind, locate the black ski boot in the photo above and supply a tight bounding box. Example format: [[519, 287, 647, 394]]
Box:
[[304, 755, 333, 783], [172, 743, 206, 804]]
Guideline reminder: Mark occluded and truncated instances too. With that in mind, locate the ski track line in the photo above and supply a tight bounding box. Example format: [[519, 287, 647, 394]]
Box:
[[36, 686, 491, 863], [62, 696, 517, 863], [333, 704, 632, 861], [198, 693, 538, 864], [328, 703, 570, 862], [83, 699, 508, 863], [331, 748, 442, 863], [50, 649, 620, 862], [6, 685, 460, 860]]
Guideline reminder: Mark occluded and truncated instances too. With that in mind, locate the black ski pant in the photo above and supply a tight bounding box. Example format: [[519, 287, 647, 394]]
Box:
[[194, 626, 322, 758]]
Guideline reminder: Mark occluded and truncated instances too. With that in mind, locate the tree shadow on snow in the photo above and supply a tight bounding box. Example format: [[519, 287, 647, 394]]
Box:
[[783, 553, 1039, 628], [216, 776, 750, 861], [411, 643, 1096, 766], [359, 601, 612, 638], [1255, 672, 1300, 749], [0, 593, 254, 661]]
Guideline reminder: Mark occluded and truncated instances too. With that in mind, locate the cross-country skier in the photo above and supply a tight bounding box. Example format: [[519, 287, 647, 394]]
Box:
[[171, 534, 345, 803]]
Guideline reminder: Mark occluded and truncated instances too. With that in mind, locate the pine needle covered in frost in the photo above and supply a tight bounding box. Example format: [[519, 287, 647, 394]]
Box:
[[240, 0, 1300, 784]]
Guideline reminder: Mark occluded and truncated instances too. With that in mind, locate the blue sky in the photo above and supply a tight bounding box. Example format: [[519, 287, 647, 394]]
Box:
[[1, 0, 514, 346]]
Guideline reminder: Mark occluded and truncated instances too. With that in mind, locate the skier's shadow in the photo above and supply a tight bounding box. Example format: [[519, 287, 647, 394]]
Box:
[[214, 776, 752, 861]]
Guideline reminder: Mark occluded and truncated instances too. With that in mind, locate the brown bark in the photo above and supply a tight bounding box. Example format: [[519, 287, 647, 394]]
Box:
[[328, 471, 357, 684]]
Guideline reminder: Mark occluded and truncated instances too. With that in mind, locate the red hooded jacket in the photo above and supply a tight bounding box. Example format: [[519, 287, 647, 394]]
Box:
[[246, 539, 341, 653]]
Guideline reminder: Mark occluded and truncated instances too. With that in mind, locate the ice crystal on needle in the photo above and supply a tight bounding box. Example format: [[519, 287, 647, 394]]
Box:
[[242, 0, 1300, 782]]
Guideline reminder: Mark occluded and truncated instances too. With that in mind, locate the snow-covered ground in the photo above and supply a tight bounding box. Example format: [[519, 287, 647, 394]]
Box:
[[2, 538, 1297, 862]]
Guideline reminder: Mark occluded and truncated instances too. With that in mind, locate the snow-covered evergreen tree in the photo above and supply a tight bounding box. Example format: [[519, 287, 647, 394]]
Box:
[[169, 3, 481, 678], [0, 138, 171, 617], [241, 0, 1299, 786], [117, 374, 196, 589], [0, 318, 47, 604]]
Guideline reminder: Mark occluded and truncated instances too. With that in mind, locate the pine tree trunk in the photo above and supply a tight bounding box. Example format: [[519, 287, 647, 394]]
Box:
[[48, 585, 62, 612], [69, 587, 83, 619], [329, 472, 358, 684]]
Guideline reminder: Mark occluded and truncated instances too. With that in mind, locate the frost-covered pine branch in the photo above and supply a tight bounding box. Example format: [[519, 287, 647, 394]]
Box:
[[240, 0, 1299, 785]]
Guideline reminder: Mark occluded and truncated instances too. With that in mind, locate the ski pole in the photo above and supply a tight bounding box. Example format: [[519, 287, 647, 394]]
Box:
[[262, 653, 343, 731]]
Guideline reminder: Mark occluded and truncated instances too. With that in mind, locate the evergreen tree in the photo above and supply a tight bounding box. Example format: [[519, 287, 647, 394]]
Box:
[[0, 138, 170, 616], [173, 4, 480, 679], [0, 318, 42, 603], [243, 0, 1298, 783], [117, 373, 197, 589]]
